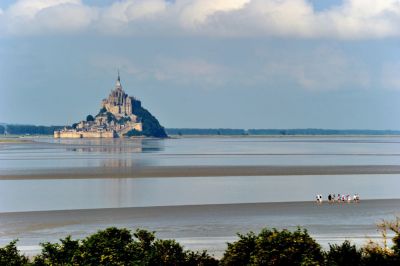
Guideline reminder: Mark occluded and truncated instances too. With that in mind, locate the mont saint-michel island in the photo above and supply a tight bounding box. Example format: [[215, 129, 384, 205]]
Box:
[[54, 74, 167, 139]]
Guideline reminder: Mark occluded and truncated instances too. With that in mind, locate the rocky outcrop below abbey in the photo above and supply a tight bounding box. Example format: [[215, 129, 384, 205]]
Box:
[[54, 74, 167, 138]]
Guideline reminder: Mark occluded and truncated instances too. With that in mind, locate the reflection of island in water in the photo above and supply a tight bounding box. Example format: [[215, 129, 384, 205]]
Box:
[[60, 138, 165, 168], [62, 138, 164, 153]]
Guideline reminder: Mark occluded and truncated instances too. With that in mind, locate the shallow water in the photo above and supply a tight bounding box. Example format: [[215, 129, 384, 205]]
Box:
[[0, 175, 399, 212], [1, 200, 399, 258], [2, 136, 400, 172], [1, 136, 400, 256], [1, 136, 400, 212]]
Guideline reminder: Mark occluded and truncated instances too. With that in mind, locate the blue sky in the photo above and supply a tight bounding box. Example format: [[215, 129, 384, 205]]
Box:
[[1, 0, 400, 129]]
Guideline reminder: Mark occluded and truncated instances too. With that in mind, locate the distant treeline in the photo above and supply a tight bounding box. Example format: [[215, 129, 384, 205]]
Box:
[[3, 125, 64, 135], [167, 128, 400, 136], [247, 129, 400, 135], [166, 128, 247, 135]]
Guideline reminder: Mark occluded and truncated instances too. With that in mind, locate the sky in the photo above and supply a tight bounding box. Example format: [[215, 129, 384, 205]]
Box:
[[1, 0, 400, 129]]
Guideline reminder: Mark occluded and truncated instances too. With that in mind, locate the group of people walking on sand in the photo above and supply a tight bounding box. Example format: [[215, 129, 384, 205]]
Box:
[[316, 193, 360, 203]]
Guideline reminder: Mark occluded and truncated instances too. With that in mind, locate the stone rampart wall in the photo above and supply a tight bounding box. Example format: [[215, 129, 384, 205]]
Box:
[[54, 131, 115, 138]]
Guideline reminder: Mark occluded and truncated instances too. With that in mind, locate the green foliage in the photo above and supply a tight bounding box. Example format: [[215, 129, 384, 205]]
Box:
[[124, 129, 142, 137], [0, 125, 5, 134], [221, 228, 324, 266], [359, 217, 400, 266], [19, 228, 216, 266], [2, 221, 400, 266], [149, 239, 186, 265], [184, 250, 219, 266], [253, 228, 324, 266], [325, 240, 362, 266], [117, 116, 131, 125], [86, 115, 95, 122], [388, 217, 400, 257], [106, 112, 117, 123], [75, 227, 134, 265], [129, 100, 167, 138], [33, 236, 79, 265], [98, 107, 107, 115], [0, 240, 29, 266], [361, 242, 396, 266], [220, 232, 256, 266]]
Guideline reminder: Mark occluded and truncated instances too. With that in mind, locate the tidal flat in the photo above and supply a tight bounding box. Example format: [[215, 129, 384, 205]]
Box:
[[1, 200, 399, 258], [1, 136, 400, 256]]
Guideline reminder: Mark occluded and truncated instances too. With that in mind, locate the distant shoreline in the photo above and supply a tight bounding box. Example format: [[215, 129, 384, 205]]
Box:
[[3, 124, 400, 136], [168, 134, 400, 138]]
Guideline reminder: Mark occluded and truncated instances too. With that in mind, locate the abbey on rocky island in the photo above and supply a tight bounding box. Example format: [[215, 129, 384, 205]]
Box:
[[54, 73, 167, 138]]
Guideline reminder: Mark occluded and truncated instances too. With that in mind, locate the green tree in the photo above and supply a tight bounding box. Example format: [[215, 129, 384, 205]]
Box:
[[325, 240, 362, 266], [106, 112, 117, 123], [361, 242, 396, 266], [360, 217, 400, 266], [221, 228, 324, 266], [86, 115, 95, 122], [131, 100, 167, 138], [74, 227, 134, 265], [0, 240, 29, 266], [148, 239, 186, 265], [33, 236, 79, 265], [184, 250, 218, 266], [220, 232, 256, 266], [251, 228, 324, 266]]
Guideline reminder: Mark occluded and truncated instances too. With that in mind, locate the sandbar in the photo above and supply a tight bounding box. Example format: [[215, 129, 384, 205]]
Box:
[[1, 164, 400, 180]]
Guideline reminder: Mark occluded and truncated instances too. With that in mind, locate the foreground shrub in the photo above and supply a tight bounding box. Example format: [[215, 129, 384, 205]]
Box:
[[34, 236, 80, 265], [219, 232, 257, 265], [325, 240, 362, 266], [0, 240, 29, 266], [361, 241, 397, 266], [32, 227, 217, 266], [184, 250, 219, 266], [221, 228, 324, 266], [359, 217, 400, 266], [2, 218, 400, 265]]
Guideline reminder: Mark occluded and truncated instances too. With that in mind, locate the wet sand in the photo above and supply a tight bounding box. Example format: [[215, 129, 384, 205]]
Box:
[[2, 164, 400, 180], [1, 199, 399, 257], [0, 139, 32, 144]]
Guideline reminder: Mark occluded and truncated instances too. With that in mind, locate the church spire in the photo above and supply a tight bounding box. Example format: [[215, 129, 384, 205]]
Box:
[[115, 69, 122, 89]]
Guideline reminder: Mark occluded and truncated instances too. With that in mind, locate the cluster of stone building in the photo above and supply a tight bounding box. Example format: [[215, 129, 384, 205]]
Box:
[[54, 74, 143, 138]]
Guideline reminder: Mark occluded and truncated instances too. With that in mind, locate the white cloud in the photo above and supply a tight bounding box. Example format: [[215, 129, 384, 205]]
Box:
[[1, 0, 97, 34], [98, 0, 168, 34], [7, 0, 81, 19], [2, 0, 400, 38], [179, 0, 250, 26], [102, 0, 167, 23], [319, 0, 400, 38]]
